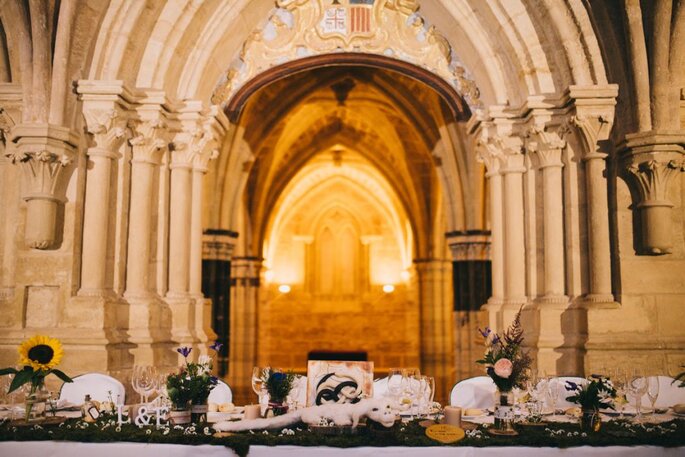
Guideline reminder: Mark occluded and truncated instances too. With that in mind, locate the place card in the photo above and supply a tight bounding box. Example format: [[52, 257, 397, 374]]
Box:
[[425, 424, 465, 444]]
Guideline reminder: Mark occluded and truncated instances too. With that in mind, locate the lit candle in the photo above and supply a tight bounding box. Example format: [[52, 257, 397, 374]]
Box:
[[244, 404, 261, 420], [443, 406, 461, 427]]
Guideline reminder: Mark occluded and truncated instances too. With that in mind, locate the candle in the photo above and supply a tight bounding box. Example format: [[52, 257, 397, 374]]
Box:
[[443, 406, 461, 427], [244, 404, 261, 420]]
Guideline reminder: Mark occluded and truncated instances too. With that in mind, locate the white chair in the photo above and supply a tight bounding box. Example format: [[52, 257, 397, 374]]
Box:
[[450, 376, 497, 409], [626, 376, 685, 409], [208, 379, 233, 404], [59, 373, 126, 405], [373, 377, 389, 398], [293, 375, 307, 405]]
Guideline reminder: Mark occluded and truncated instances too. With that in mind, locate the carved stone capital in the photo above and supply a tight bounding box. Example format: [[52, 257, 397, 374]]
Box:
[[476, 131, 522, 176], [202, 229, 238, 261], [129, 119, 169, 165], [172, 105, 226, 172], [0, 108, 15, 151], [6, 123, 78, 249], [621, 131, 685, 255], [525, 124, 565, 169], [83, 108, 128, 157], [447, 231, 491, 261]]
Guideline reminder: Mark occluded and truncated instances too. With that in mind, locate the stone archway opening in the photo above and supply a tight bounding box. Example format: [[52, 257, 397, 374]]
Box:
[[220, 61, 477, 405]]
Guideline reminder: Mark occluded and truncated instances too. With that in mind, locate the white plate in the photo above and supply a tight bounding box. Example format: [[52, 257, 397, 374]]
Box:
[[672, 411, 685, 417]]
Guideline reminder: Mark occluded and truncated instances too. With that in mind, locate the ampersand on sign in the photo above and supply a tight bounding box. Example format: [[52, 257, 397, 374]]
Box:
[[134, 405, 152, 426]]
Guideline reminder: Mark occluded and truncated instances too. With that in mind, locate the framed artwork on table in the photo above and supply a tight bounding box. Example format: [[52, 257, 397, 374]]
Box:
[[306, 360, 374, 406]]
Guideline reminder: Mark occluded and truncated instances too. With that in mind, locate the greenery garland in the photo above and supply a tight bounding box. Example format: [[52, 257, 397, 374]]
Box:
[[1, 417, 683, 457]]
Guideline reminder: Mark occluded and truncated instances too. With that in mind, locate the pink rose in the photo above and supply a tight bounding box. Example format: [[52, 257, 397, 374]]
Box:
[[493, 358, 513, 378]]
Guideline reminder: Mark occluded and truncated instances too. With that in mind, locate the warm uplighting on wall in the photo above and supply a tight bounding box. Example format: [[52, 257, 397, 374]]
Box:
[[382, 284, 395, 293], [400, 270, 410, 282], [278, 284, 291, 294], [264, 269, 274, 283]]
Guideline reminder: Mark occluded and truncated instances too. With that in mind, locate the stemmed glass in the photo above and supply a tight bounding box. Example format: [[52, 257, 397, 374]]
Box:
[[628, 370, 648, 421], [418, 375, 435, 416], [646, 376, 660, 417], [252, 367, 267, 412], [388, 369, 403, 399], [611, 368, 628, 419], [402, 368, 421, 419], [546, 378, 560, 419], [132, 365, 156, 404]]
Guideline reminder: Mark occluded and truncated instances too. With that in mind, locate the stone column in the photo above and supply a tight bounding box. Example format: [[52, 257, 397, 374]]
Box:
[[124, 120, 167, 299], [77, 107, 128, 296], [526, 127, 567, 302], [167, 151, 193, 299], [476, 137, 504, 330], [124, 117, 175, 369], [6, 124, 77, 249], [571, 113, 616, 303], [202, 230, 237, 377], [227, 257, 262, 405], [414, 258, 454, 405], [447, 231, 491, 381], [500, 152, 528, 307]]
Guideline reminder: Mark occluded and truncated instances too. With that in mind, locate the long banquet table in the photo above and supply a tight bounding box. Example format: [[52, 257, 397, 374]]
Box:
[[1, 442, 684, 457]]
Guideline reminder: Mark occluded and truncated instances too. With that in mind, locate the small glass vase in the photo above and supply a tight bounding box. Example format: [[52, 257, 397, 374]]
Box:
[[191, 402, 208, 423], [25, 384, 49, 422], [580, 407, 601, 432], [494, 389, 515, 432], [268, 400, 289, 416]]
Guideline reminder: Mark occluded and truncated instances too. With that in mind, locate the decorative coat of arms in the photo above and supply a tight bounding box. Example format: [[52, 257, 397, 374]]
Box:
[[318, 0, 378, 43]]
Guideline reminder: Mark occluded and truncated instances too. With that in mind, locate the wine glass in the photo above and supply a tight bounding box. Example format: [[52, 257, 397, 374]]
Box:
[[546, 378, 560, 418], [387, 368, 403, 404], [628, 370, 648, 421], [252, 367, 267, 412], [132, 365, 155, 404], [646, 376, 660, 417], [419, 375, 435, 416], [402, 368, 421, 419], [611, 368, 628, 419]]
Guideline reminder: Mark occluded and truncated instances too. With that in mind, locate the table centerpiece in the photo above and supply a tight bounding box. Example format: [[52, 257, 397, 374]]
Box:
[[565, 375, 616, 432], [166, 342, 221, 424], [0, 335, 73, 422], [260, 368, 296, 416], [476, 308, 531, 434]]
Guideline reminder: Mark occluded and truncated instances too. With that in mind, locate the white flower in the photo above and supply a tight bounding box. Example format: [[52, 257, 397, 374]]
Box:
[[145, 429, 152, 435]]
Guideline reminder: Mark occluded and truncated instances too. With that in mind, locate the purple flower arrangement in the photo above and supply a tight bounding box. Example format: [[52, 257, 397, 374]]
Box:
[[166, 342, 222, 410], [565, 375, 616, 411], [476, 308, 532, 392]]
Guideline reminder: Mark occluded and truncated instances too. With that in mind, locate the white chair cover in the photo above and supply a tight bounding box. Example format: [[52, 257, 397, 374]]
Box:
[[626, 376, 685, 408], [373, 377, 389, 398], [59, 373, 126, 405], [208, 379, 233, 404], [450, 376, 496, 409], [294, 375, 307, 405]]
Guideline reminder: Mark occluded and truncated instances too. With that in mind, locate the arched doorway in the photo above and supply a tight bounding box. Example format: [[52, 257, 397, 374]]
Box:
[[218, 63, 477, 404]]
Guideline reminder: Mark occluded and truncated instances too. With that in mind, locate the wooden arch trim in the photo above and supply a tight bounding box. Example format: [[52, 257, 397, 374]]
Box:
[[224, 52, 472, 123]]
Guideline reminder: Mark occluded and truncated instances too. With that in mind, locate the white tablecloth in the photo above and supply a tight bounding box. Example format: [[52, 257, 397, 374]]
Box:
[[0, 442, 683, 457]]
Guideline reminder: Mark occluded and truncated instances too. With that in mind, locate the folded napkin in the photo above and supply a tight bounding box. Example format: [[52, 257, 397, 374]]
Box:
[[55, 399, 81, 411]]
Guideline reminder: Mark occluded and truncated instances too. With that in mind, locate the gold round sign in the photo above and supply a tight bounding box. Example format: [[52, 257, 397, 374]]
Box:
[[425, 424, 466, 444]]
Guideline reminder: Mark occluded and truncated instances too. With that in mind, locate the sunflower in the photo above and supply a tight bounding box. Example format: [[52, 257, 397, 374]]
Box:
[[18, 335, 64, 371]]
